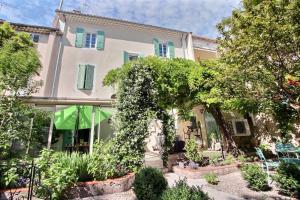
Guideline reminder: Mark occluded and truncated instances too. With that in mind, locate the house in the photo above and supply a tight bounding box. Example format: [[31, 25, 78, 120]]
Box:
[[3, 9, 260, 160]]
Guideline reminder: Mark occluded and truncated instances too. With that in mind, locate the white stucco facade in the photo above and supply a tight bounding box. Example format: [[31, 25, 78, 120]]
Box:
[[31, 10, 195, 102]]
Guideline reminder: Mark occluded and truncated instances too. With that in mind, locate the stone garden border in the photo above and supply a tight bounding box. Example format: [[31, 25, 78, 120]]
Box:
[[173, 163, 240, 179], [0, 173, 135, 200], [65, 173, 135, 199]]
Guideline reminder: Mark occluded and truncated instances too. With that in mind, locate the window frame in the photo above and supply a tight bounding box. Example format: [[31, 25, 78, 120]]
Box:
[[128, 52, 139, 61], [159, 42, 168, 58], [31, 34, 40, 43], [85, 33, 97, 48]]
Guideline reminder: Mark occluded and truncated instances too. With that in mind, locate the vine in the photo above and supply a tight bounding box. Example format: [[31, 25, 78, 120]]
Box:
[[112, 60, 175, 171]]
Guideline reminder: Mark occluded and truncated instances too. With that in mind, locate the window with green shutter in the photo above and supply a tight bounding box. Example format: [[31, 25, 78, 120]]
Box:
[[84, 65, 94, 90], [75, 27, 85, 48], [77, 64, 95, 90], [153, 38, 160, 56], [168, 41, 175, 58], [96, 31, 105, 50], [124, 51, 143, 64]]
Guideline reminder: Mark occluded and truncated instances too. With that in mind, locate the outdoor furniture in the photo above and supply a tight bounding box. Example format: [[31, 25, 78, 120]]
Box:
[[255, 147, 279, 170], [275, 143, 300, 163], [255, 147, 279, 185]]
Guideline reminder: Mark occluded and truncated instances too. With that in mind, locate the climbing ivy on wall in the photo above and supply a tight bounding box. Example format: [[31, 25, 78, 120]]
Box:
[[110, 60, 176, 171]]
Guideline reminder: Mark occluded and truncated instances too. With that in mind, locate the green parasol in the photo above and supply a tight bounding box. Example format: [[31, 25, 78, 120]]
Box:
[[54, 105, 112, 130]]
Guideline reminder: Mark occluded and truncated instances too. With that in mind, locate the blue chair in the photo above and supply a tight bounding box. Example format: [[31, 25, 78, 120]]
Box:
[[255, 147, 279, 185], [255, 147, 279, 170]]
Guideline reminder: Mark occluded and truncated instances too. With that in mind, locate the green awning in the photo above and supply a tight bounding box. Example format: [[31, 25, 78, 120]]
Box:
[[54, 105, 112, 130]]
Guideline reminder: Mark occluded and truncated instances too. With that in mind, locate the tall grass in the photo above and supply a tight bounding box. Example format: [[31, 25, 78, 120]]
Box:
[[56, 152, 92, 181]]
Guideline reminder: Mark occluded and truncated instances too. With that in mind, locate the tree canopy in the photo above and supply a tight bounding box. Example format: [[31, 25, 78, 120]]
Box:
[[0, 22, 46, 160], [217, 0, 300, 139], [104, 57, 239, 153]]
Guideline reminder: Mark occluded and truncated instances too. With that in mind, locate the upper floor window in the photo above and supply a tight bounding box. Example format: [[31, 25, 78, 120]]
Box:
[[159, 43, 167, 57], [128, 53, 139, 61], [154, 38, 175, 58], [31, 34, 40, 43], [85, 33, 96, 48]]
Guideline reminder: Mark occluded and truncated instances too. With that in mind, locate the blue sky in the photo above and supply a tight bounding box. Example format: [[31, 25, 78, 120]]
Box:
[[0, 0, 240, 38]]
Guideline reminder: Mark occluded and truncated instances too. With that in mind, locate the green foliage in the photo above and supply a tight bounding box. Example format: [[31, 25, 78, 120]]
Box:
[[111, 58, 176, 171], [103, 68, 122, 86], [0, 159, 32, 189], [241, 163, 269, 191], [0, 22, 44, 159], [158, 110, 176, 167], [223, 154, 235, 165], [184, 138, 203, 163], [112, 61, 158, 171], [217, 0, 300, 136], [87, 140, 126, 180], [133, 167, 168, 200], [161, 179, 211, 200], [204, 173, 219, 185], [36, 149, 79, 199], [237, 155, 247, 163], [273, 162, 300, 197]]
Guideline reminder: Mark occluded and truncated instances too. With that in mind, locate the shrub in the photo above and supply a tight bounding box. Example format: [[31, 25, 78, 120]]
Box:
[[237, 155, 247, 163], [87, 140, 126, 181], [273, 162, 300, 197], [133, 167, 167, 200], [161, 179, 211, 200], [184, 138, 203, 163], [223, 154, 235, 165], [241, 163, 269, 191], [204, 173, 219, 185], [36, 149, 78, 200]]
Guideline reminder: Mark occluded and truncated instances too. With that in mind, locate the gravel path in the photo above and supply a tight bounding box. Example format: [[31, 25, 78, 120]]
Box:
[[77, 171, 294, 200], [209, 171, 291, 200], [79, 190, 136, 200]]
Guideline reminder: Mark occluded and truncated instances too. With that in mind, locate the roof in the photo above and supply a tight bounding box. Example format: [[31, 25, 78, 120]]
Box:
[[192, 35, 217, 43], [56, 9, 189, 34], [0, 19, 60, 34]]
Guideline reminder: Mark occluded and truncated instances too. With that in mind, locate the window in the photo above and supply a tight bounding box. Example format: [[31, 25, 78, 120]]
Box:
[[124, 52, 142, 63], [85, 33, 96, 48], [31, 34, 39, 43], [159, 43, 167, 57], [77, 64, 95, 90], [231, 119, 251, 136], [128, 53, 139, 61]]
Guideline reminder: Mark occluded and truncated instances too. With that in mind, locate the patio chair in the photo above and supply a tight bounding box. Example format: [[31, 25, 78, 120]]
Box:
[[255, 147, 279, 170], [255, 147, 279, 185], [275, 143, 300, 160]]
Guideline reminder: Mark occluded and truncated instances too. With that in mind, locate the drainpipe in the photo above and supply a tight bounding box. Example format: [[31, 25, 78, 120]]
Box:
[[185, 33, 189, 59], [51, 15, 66, 97], [47, 15, 67, 149], [181, 33, 186, 59]]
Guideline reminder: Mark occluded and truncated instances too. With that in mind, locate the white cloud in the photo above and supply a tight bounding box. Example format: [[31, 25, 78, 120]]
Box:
[[1, 0, 241, 38], [64, 0, 241, 38]]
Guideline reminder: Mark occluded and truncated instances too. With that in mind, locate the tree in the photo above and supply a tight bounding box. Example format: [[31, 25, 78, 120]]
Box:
[[217, 0, 300, 140], [104, 57, 239, 155], [0, 22, 43, 160]]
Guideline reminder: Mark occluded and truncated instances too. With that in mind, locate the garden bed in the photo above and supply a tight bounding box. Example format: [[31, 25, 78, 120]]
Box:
[[65, 173, 135, 199], [173, 163, 240, 179]]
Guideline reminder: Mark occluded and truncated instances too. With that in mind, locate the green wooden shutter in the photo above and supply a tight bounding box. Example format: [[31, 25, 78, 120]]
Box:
[[75, 27, 84, 48], [84, 65, 94, 90], [77, 64, 86, 89], [96, 31, 105, 50], [168, 41, 175, 58], [124, 51, 129, 63], [153, 38, 160, 56]]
